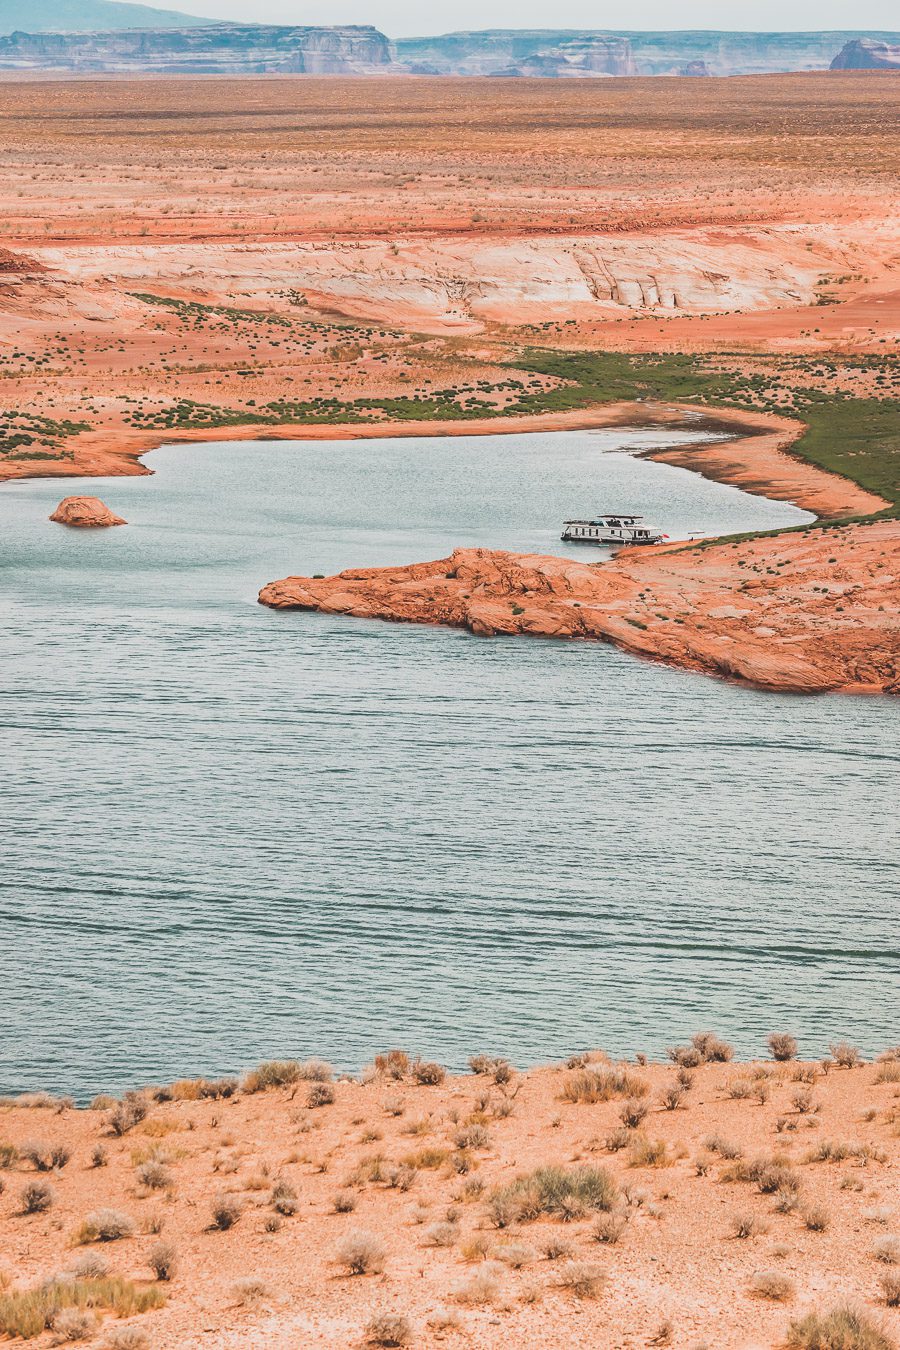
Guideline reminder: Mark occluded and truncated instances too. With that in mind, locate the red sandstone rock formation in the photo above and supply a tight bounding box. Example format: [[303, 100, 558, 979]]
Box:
[[259, 533, 900, 696], [49, 495, 126, 527]]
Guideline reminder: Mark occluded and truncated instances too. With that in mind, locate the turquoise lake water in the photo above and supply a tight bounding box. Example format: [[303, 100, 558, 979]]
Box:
[[1, 427, 897, 1098]]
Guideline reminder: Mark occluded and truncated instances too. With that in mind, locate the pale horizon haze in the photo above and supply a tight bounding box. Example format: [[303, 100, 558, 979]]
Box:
[[163, 0, 900, 37]]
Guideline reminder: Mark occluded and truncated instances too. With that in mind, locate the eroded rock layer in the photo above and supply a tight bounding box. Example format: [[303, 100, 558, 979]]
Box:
[[49, 495, 125, 526], [259, 530, 900, 696]]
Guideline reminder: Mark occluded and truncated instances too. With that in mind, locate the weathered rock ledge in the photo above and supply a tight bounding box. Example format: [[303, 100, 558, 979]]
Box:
[[49, 496, 126, 527], [259, 526, 899, 695]]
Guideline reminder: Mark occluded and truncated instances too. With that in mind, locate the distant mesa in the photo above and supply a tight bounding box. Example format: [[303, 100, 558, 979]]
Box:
[[50, 496, 126, 528], [1, 20, 898, 75], [0, 21, 394, 72], [830, 38, 900, 69]]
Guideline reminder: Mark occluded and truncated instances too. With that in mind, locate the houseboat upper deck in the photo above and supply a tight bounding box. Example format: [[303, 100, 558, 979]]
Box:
[[561, 515, 665, 546]]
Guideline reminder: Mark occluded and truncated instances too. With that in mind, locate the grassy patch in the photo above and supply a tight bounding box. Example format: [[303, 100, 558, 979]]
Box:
[[0, 1276, 163, 1340]]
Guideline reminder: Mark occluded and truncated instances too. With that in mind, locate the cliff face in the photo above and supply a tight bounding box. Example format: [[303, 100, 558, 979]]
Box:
[[395, 29, 900, 77], [0, 23, 393, 73], [831, 38, 900, 69]]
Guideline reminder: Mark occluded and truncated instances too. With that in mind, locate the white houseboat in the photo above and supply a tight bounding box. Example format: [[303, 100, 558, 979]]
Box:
[[561, 514, 665, 546]]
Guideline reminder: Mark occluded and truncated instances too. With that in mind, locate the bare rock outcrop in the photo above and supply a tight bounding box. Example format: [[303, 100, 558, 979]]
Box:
[[830, 38, 900, 70], [259, 528, 900, 696], [50, 496, 125, 527]]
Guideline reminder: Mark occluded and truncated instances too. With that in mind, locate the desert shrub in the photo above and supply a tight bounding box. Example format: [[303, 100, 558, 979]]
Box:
[[661, 1085, 685, 1111], [872, 1237, 900, 1264], [592, 1212, 627, 1245], [542, 1236, 574, 1260], [49, 1307, 96, 1343], [307, 1082, 335, 1108], [620, 1099, 648, 1128], [108, 1093, 149, 1137], [729, 1211, 768, 1240], [793, 1089, 819, 1115], [425, 1221, 459, 1248], [20, 1176, 55, 1214], [830, 1042, 862, 1069], [749, 1156, 802, 1196], [0, 1278, 162, 1341], [750, 1270, 796, 1301], [494, 1240, 535, 1268], [210, 1194, 243, 1230], [75, 1209, 136, 1243], [336, 1230, 386, 1275], [704, 1134, 743, 1160], [70, 1253, 109, 1281], [401, 1148, 446, 1171], [106, 1330, 148, 1350], [242, 1060, 302, 1093], [487, 1164, 617, 1226], [90, 1146, 107, 1169], [627, 1136, 670, 1169], [676, 1067, 695, 1090], [365, 1313, 414, 1347], [271, 1179, 298, 1216], [89, 1095, 117, 1112], [493, 1060, 513, 1086], [468, 1054, 494, 1074], [786, 1305, 894, 1349], [692, 1033, 734, 1062], [231, 1279, 271, 1307], [454, 1124, 489, 1150], [878, 1272, 900, 1307], [668, 1045, 702, 1068], [0, 1143, 18, 1170], [452, 1264, 501, 1306], [556, 1260, 607, 1299], [875, 1062, 900, 1084], [21, 1141, 70, 1172], [136, 1160, 172, 1191], [803, 1205, 830, 1232], [562, 1067, 648, 1104], [605, 1126, 632, 1153], [411, 1060, 445, 1086], [726, 1079, 754, 1100], [376, 1051, 411, 1079], [147, 1241, 177, 1281], [768, 1033, 798, 1061]]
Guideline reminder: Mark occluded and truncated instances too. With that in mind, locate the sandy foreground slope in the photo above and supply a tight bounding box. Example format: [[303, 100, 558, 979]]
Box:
[[1, 1052, 899, 1349]]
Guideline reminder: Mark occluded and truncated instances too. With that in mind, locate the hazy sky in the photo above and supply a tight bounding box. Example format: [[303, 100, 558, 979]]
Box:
[[171, 0, 900, 36]]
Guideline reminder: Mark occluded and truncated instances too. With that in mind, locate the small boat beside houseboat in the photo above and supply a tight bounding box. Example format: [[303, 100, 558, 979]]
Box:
[[561, 514, 666, 546]]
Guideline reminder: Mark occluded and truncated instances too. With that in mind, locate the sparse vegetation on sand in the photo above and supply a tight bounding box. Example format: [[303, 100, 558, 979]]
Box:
[[0, 1048, 897, 1347]]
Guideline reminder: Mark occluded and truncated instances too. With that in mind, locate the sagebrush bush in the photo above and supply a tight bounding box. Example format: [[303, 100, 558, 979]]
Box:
[[592, 1212, 627, 1245], [730, 1211, 768, 1240], [803, 1204, 830, 1232], [136, 1160, 172, 1191], [452, 1264, 501, 1306], [786, 1304, 894, 1350], [70, 1253, 109, 1281], [307, 1082, 335, 1108], [242, 1060, 302, 1093], [365, 1313, 414, 1347], [147, 1241, 177, 1281], [872, 1236, 899, 1264], [20, 1179, 55, 1214], [75, 1209, 136, 1244], [829, 1042, 862, 1069], [49, 1307, 95, 1344], [21, 1141, 70, 1172], [878, 1271, 900, 1307], [425, 1221, 459, 1248], [556, 1260, 606, 1299], [411, 1060, 445, 1086], [768, 1033, 798, 1061], [620, 1099, 648, 1128], [750, 1270, 796, 1302], [106, 1329, 148, 1350], [487, 1164, 617, 1227], [210, 1194, 243, 1230], [271, 1179, 298, 1216], [108, 1094, 148, 1136], [336, 1230, 386, 1275]]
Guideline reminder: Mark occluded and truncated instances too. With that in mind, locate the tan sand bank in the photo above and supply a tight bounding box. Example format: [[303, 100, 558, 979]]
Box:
[[1, 1045, 899, 1348]]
